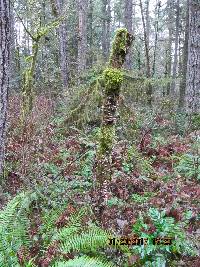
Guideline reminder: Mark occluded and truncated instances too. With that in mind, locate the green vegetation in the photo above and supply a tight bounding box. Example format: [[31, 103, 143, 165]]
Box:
[[102, 68, 123, 93], [1, 2, 200, 266], [131, 208, 197, 266]]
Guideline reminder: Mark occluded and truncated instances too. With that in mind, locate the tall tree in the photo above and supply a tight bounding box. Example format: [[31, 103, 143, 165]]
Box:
[[165, 0, 173, 95], [88, 0, 93, 67], [139, 0, 152, 106], [124, 0, 133, 69], [0, 0, 10, 176], [18, 18, 50, 113], [178, 0, 189, 109], [152, 0, 161, 76], [77, 0, 88, 76], [171, 0, 180, 95], [101, 0, 111, 61], [186, 0, 200, 113], [50, 0, 69, 89]]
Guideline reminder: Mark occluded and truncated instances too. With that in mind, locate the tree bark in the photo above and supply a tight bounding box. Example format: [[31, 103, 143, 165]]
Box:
[[139, 0, 152, 106], [88, 0, 93, 67], [22, 41, 39, 113], [106, 0, 111, 56], [124, 0, 133, 69], [0, 0, 10, 176], [178, 0, 189, 109], [101, 0, 111, 62], [77, 0, 88, 76], [171, 0, 180, 95], [152, 0, 161, 76], [10, 3, 16, 88], [50, 0, 69, 89], [186, 0, 200, 113], [166, 0, 173, 95]]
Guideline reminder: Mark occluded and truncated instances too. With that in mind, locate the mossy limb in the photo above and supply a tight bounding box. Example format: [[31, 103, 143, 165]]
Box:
[[109, 28, 133, 69]]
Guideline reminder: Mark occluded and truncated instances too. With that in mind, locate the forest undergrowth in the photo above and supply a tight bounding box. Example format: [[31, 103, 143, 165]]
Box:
[[0, 93, 199, 267]]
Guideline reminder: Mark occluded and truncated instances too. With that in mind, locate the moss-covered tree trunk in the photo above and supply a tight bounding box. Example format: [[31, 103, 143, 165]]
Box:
[[96, 28, 133, 185], [19, 14, 63, 116], [22, 40, 39, 114]]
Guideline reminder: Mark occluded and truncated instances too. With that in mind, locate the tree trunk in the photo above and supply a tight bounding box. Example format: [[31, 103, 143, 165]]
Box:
[[106, 0, 111, 56], [0, 0, 10, 176], [124, 0, 133, 69], [50, 0, 69, 89], [22, 41, 39, 114], [77, 0, 88, 77], [95, 29, 133, 221], [152, 0, 161, 76], [15, 45, 21, 89], [166, 0, 173, 95], [178, 0, 189, 109], [102, 0, 111, 62], [10, 3, 16, 88], [186, 0, 200, 113], [139, 0, 152, 106], [97, 28, 133, 185], [171, 0, 180, 95], [102, 0, 107, 60], [88, 0, 93, 67]]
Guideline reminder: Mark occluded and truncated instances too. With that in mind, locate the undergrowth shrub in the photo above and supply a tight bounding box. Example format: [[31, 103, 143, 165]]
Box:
[[175, 154, 200, 181], [175, 137, 200, 181], [122, 144, 155, 178], [131, 208, 197, 266], [76, 149, 96, 179]]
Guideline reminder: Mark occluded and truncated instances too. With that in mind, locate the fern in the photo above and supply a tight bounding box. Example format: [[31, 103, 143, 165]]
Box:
[[0, 193, 129, 267], [52, 206, 132, 266], [54, 255, 115, 267], [53, 206, 88, 242], [53, 207, 110, 253], [39, 207, 65, 249], [0, 191, 37, 267], [59, 226, 110, 253]]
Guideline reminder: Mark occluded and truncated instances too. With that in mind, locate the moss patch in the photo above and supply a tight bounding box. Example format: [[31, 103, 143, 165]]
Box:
[[103, 68, 123, 94], [98, 125, 115, 155], [109, 28, 132, 68]]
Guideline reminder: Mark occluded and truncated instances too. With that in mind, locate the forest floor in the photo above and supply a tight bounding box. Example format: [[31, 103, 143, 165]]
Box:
[[1, 94, 200, 267]]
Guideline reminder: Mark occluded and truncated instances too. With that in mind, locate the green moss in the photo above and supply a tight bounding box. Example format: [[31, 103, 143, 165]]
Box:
[[109, 28, 129, 67], [103, 68, 123, 94], [98, 125, 115, 155]]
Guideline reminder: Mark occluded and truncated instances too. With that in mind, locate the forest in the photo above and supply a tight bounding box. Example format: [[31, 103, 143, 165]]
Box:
[[0, 0, 200, 266]]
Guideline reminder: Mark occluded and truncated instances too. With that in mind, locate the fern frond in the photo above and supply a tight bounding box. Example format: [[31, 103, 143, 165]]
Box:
[[53, 255, 116, 267], [55, 207, 130, 256], [60, 226, 110, 253], [53, 207, 88, 241], [0, 191, 37, 267]]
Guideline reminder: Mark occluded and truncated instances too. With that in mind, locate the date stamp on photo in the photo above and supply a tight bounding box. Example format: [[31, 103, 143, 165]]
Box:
[[108, 237, 173, 246]]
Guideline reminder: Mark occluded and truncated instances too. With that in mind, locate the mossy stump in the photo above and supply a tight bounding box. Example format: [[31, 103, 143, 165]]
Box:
[[96, 28, 133, 186]]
